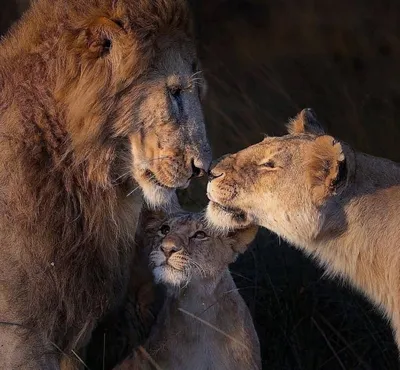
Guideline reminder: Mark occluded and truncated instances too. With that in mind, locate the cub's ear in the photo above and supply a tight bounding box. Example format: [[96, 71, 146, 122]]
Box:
[[287, 108, 325, 135], [229, 226, 259, 254], [79, 17, 125, 58], [138, 194, 184, 233], [138, 205, 167, 234], [307, 135, 347, 205]]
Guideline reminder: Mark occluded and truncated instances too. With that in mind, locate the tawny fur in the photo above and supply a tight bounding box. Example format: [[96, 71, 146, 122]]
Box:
[[116, 212, 261, 370], [0, 0, 210, 369], [207, 109, 400, 353]]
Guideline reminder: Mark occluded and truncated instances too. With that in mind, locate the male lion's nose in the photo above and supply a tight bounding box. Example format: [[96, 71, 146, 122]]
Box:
[[190, 158, 208, 178]]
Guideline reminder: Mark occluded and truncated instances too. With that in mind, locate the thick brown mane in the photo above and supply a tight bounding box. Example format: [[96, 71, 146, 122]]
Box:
[[0, 0, 204, 368]]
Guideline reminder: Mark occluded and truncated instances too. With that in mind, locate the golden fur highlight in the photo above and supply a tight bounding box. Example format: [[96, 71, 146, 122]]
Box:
[[0, 0, 209, 369], [207, 109, 400, 352]]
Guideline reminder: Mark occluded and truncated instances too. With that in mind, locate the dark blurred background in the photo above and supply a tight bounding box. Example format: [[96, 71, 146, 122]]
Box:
[[3, 1, 400, 369]]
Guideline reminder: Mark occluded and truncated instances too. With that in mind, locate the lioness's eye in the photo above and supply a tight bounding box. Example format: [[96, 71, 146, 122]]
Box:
[[262, 160, 275, 168], [192, 231, 208, 239], [159, 225, 170, 236]]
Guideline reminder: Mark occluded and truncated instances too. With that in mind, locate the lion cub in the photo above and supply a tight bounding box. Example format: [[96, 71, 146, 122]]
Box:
[[117, 212, 261, 370]]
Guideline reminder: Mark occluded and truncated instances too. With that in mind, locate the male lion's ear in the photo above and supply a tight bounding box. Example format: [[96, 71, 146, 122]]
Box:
[[307, 135, 347, 205], [84, 17, 124, 57], [229, 226, 259, 254], [287, 108, 325, 135]]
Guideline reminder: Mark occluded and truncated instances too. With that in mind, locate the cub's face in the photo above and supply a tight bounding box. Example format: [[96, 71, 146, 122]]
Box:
[[147, 213, 257, 288], [206, 109, 350, 245]]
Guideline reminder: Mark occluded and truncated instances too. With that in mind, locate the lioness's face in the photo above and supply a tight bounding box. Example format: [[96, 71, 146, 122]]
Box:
[[206, 136, 312, 231], [206, 109, 349, 244], [147, 213, 257, 288]]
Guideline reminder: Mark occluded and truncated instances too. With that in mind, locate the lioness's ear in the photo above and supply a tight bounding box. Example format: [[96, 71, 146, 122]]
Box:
[[287, 108, 325, 135], [307, 135, 347, 205], [83, 17, 125, 57], [229, 226, 259, 254]]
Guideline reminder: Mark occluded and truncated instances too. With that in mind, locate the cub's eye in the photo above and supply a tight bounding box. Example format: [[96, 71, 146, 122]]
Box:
[[159, 225, 170, 236], [192, 231, 208, 239], [262, 160, 276, 169]]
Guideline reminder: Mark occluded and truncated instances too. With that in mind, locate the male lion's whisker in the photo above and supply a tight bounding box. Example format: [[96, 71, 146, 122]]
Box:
[[146, 155, 174, 163], [71, 349, 90, 370], [190, 70, 203, 78], [114, 170, 131, 182], [126, 185, 141, 197]]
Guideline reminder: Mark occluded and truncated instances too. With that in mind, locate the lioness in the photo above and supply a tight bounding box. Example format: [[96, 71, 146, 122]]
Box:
[[0, 0, 210, 368], [206, 108, 400, 352], [116, 211, 261, 370]]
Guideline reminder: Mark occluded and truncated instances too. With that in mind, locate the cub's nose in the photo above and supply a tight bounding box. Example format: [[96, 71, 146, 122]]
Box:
[[161, 241, 182, 258]]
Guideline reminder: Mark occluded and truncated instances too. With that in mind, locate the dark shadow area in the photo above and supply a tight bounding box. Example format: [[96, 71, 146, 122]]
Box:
[[2, 1, 399, 368]]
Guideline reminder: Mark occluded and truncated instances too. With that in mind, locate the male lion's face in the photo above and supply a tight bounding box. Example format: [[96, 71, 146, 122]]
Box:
[[206, 109, 349, 245], [56, 0, 211, 208], [128, 41, 211, 207]]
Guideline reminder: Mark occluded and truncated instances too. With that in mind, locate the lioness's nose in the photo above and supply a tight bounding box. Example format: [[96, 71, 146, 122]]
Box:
[[161, 241, 182, 258], [208, 169, 224, 182], [207, 154, 231, 181]]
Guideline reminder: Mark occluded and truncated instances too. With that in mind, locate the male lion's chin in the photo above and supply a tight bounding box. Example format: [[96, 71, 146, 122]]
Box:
[[134, 169, 188, 209], [152, 266, 188, 287], [206, 201, 253, 231], [141, 183, 175, 209]]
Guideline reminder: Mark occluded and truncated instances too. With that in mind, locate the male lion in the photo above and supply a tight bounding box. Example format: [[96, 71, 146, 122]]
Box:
[[0, 0, 211, 368], [206, 109, 400, 352]]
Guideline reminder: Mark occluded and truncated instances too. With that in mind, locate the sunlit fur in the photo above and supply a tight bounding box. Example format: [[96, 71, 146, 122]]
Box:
[[207, 108, 400, 352], [0, 0, 210, 368], [116, 211, 261, 370]]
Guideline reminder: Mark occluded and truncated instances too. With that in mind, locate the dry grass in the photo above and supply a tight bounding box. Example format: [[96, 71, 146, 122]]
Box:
[[3, 0, 400, 368]]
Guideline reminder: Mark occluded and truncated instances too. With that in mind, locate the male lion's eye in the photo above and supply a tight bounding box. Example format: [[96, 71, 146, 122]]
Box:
[[168, 85, 183, 118], [159, 225, 170, 236], [192, 231, 208, 239]]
